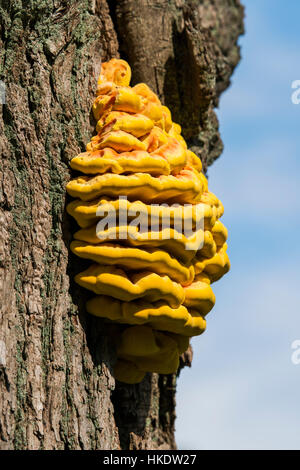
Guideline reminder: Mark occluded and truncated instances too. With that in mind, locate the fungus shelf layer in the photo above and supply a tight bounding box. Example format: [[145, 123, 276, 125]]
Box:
[[66, 58, 230, 384]]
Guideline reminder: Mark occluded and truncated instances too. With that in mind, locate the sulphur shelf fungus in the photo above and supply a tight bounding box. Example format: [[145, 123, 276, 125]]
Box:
[[66, 58, 230, 384]]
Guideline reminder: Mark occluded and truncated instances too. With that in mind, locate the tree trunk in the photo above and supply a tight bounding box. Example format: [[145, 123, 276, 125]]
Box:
[[0, 0, 244, 450]]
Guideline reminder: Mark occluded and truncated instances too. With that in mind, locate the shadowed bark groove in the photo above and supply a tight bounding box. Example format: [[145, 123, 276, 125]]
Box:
[[0, 0, 244, 449]]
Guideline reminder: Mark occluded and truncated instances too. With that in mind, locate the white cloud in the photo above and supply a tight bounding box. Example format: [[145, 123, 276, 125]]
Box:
[[177, 355, 300, 450], [176, 266, 300, 450]]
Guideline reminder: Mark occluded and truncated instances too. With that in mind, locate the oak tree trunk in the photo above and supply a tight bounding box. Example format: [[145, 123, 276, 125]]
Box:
[[0, 0, 244, 450]]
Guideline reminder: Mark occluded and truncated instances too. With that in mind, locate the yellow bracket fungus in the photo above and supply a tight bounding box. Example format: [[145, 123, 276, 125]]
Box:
[[70, 242, 195, 286], [67, 197, 217, 230], [66, 168, 204, 203], [66, 58, 230, 383], [97, 113, 154, 137], [70, 149, 171, 176], [73, 225, 203, 264], [75, 265, 185, 308], [86, 296, 206, 337]]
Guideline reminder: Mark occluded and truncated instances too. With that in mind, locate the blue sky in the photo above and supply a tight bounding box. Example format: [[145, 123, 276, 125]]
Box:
[[176, 0, 300, 450]]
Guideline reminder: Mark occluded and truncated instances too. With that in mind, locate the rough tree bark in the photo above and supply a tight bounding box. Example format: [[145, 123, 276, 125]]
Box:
[[0, 0, 244, 450]]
